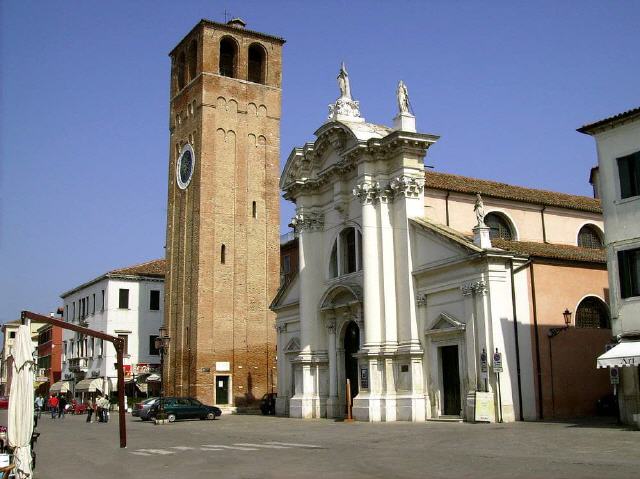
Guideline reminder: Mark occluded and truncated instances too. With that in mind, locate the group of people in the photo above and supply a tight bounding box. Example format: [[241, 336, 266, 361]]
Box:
[[85, 395, 110, 423], [33, 393, 111, 423], [39, 394, 68, 419]]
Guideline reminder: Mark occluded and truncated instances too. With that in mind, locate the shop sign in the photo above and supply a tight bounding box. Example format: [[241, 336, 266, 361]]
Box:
[[216, 361, 230, 372], [134, 363, 159, 375]]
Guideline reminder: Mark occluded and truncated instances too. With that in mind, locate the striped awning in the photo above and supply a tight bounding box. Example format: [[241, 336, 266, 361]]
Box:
[[597, 341, 640, 368], [49, 381, 70, 393], [75, 378, 103, 392]]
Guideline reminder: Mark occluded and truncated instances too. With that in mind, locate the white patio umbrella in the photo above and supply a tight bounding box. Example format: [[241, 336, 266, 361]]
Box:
[[8, 325, 34, 478]]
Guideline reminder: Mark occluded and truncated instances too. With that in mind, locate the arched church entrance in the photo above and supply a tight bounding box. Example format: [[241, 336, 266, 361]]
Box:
[[318, 283, 363, 418], [344, 321, 360, 401]]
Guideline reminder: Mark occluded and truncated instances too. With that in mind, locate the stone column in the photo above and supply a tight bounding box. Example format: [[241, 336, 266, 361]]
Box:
[[289, 209, 324, 419], [390, 175, 425, 349], [355, 308, 365, 349], [379, 191, 397, 348], [295, 210, 324, 353], [326, 317, 338, 418], [353, 181, 382, 350], [275, 323, 287, 416]]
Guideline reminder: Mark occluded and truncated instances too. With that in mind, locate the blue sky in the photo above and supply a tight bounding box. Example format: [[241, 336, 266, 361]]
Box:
[[1, 1, 638, 324]]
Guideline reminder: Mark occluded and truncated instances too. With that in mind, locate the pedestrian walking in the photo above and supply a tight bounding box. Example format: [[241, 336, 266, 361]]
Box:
[[85, 398, 94, 423], [58, 395, 67, 419], [100, 396, 110, 423], [48, 394, 59, 419], [96, 395, 103, 422], [35, 395, 44, 418]]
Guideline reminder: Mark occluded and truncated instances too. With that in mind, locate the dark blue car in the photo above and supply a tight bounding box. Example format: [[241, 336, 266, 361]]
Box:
[[149, 397, 222, 422]]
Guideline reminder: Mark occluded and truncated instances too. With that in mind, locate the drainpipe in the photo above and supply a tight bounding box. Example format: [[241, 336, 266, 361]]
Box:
[[445, 191, 450, 227], [510, 259, 525, 421], [528, 262, 544, 420], [540, 206, 547, 243]]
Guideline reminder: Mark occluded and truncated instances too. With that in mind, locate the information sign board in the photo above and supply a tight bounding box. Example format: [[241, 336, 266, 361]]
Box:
[[360, 366, 369, 389], [475, 392, 493, 422]]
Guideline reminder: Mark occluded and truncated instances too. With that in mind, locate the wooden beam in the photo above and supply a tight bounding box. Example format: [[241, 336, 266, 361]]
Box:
[[22, 310, 128, 448]]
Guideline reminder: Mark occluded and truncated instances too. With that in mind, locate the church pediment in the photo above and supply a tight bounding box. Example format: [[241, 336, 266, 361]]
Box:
[[284, 337, 301, 353], [425, 312, 466, 336], [280, 120, 392, 200], [319, 283, 362, 311], [411, 217, 482, 272], [269, 271, 300, 311]]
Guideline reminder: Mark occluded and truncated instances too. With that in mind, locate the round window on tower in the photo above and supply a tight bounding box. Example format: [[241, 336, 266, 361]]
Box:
[[176, 144, 196, 190]]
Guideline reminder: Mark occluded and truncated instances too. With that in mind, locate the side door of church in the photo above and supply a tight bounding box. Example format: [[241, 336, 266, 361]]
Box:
[[441, 345, 461, 416]]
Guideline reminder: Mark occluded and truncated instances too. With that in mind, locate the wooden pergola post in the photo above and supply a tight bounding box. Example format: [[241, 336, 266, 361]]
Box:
[[22, 310, 128, 448]]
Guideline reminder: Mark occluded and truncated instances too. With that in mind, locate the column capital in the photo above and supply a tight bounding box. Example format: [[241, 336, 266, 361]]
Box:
[[461, 280, 487, 297], [353, 181, 380, 205], [416, 293, 428, 307], [389, 175, 425, 200], [290, 210, 324, 233], [325, 319, 337, 335]]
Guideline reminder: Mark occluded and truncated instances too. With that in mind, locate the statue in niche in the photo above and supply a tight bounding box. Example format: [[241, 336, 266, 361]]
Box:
[[397, 80, 411, 114], [337, 62, 352, 99], [474, 193, 486, 227]]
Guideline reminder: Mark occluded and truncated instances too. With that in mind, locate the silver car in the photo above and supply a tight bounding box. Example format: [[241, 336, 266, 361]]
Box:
[[132, 397, 159, 420]]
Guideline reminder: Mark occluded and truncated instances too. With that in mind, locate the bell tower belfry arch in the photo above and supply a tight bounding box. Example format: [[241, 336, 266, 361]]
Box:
[[164, 19, 284, 407]]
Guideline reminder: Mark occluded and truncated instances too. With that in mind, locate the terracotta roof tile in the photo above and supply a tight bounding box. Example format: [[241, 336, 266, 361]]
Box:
[[424, 171, 601, 213], [492, 239, 606, 264], [577, 107, 640, 135], [109, 259, 166, 277]]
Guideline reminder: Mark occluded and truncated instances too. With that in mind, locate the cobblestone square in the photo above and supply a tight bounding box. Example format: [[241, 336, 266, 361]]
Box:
[[35, 414, 638, 479]]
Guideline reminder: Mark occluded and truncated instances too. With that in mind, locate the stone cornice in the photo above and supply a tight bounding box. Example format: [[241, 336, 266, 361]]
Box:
[[281, 127, 438, 201]]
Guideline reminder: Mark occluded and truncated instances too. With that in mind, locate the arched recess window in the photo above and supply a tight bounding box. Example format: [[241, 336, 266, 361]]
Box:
[[187, 40, 197, 82], [575, 296, 610, 329], [485, 212, 514, 240], [578, 225, 603, 249], [329, 227, 363, 278], [248, 43, 266, 84], [176, 51, 186, 91], [219, 37, 237, 78]]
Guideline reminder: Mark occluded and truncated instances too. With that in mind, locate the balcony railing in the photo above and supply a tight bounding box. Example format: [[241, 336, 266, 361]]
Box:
[[68, 357, 89, 372]]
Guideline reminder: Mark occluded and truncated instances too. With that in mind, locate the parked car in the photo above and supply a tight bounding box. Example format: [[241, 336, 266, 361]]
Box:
[[148, 397, 221, 422], [0, 396, 8, 409], [132, 397, 159, 420], [260, 393, 277, 415]]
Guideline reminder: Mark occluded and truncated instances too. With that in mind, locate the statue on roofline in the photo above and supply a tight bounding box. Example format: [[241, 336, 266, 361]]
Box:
[[397, 80, 411, 114], [474, 193, 486, 227], [337, 62, 352, 100]]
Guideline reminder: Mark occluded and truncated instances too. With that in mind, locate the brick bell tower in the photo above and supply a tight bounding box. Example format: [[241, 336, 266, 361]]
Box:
[[164, 18, 284, 408]]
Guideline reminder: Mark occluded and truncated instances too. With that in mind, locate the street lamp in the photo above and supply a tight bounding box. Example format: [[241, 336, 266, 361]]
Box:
[[154, 326, 170, 422], [547, 308, 573, 417], [548, 309, 572, 337]]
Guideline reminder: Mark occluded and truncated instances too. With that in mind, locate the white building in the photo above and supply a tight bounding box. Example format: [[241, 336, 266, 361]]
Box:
[[0, 320, 40, 395], [579, 107, 640, 426], [273, 68, 611, 422], [56, 259, 165, 398]]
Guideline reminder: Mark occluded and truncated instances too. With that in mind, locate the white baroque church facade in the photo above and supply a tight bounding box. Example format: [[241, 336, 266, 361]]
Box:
[[272, 66, 609, 422]]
